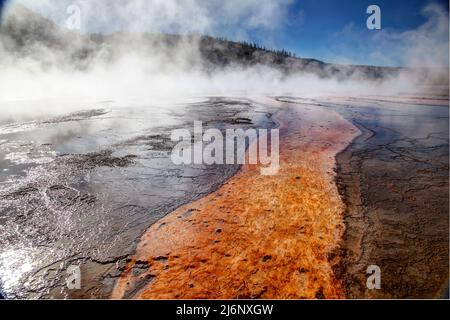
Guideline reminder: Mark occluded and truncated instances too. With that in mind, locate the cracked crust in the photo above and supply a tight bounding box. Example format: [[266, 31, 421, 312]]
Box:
[[334, 96, 449, 298]]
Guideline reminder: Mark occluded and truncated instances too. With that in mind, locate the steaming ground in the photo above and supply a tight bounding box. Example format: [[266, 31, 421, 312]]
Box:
[[0, 2, 448, 299], [1, 3, 447, 107]]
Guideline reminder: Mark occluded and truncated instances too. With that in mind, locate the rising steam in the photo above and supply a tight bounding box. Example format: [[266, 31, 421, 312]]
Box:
[[0, 0, 448, 115]]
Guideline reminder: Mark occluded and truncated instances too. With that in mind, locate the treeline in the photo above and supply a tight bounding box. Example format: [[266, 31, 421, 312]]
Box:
[[215, 37, 297, 58]]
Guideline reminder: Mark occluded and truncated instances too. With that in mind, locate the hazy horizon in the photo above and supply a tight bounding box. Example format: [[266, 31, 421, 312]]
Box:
[[1, 0, 449, 68]]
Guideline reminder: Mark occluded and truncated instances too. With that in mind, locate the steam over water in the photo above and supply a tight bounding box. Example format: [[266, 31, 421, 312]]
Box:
[[0, 1, 448, 299]]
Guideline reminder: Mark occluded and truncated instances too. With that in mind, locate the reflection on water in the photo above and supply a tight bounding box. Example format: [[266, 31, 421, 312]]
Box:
[[0, 248, 34, 294], [0, 97, 276, 298], [281, 94, 449, 298], [2, 94, 446, 299]]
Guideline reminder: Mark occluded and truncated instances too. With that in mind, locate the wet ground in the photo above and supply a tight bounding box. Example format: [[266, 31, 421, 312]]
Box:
[[0, 97, 276, 299], [111, 100, 357, 299], [281, 94, 449, 298], [336, 97, 449, 299], [0, 93, 448, 299]]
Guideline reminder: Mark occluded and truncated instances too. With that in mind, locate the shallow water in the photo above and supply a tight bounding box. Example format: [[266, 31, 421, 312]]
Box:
[[1, 94, 447, 299], [282, 95, 449, 298], [338, 100, 448, 298], [0, 97, 276, 299]]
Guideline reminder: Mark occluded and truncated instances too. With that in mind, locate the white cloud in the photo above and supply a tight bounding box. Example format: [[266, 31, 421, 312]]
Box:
[[9, 0, 293, 41], [328, 3, 449, 68]]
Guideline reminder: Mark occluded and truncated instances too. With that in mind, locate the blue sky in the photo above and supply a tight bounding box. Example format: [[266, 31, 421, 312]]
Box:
[[1, 0, 449, 67], [276, 0, 449, 66]]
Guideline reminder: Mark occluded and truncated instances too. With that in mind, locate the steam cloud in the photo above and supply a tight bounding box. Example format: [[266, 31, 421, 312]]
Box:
[[9, 0, 293, 38], [0, 0, 448, 116]]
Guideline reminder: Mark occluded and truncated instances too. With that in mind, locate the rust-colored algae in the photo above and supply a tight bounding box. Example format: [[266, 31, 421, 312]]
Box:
[[111, 101, 359, 299]]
